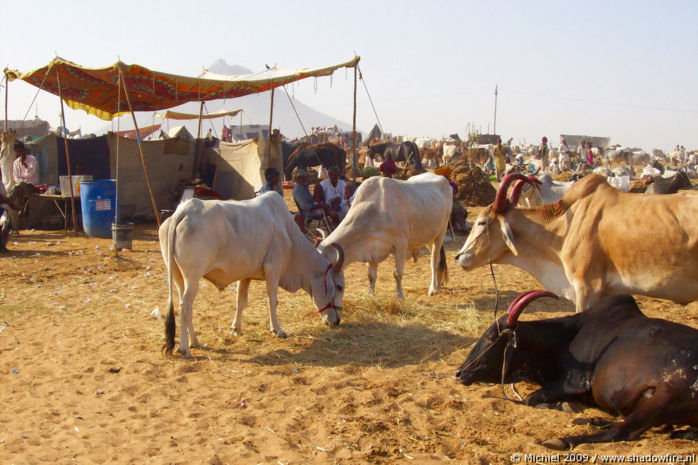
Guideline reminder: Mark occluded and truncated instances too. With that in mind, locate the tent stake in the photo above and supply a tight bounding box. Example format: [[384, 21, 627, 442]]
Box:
[[55, 69, 79, 235], [119, 67, 162, 227]]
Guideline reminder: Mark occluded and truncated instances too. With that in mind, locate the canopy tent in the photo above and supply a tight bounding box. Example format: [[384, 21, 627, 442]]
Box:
[[4, 56, 360, 121], [156, 108, 242, 120], [4, 55, 361, 236]]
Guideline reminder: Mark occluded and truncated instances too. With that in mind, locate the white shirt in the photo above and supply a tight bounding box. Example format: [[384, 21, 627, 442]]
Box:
[[319, 178, 348, 217], [13, 154, 39, 185]]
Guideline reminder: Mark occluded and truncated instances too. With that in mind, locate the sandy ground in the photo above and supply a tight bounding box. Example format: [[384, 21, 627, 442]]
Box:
[[1, 188, 697, 465]]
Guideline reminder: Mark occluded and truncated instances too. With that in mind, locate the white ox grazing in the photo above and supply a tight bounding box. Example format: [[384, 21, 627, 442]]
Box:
[[318, 172, 452, 298], [159, 192, 345, 357], [455, 174, 698, 313]]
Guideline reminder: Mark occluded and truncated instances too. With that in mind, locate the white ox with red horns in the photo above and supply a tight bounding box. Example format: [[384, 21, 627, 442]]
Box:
[[160, 192, 345, 358], [317, 172, 452, 298], [455, 173, 698, 313]]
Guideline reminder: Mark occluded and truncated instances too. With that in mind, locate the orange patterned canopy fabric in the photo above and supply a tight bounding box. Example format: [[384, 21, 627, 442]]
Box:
[[5, 56, 360, 121]]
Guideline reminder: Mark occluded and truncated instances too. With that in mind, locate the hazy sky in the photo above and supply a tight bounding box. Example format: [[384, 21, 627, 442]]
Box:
[[1, 0, 696, 151]]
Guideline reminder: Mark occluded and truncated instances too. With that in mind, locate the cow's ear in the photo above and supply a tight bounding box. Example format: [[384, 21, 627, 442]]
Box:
[[498, 217, 518, 256]]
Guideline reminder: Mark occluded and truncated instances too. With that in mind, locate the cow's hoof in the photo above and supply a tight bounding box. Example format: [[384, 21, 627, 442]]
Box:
[[542, 438, 569, 450], [232, 329, 243, 337], [178, 349, 192, 359], [273, 329, 287, 338]]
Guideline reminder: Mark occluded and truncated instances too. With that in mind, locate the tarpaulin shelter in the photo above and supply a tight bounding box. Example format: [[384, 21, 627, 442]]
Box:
[[115, 123, 161, 140], [4, 55, 361, 235], [560, 134, 611, 149], [156, 108, 242, 120]]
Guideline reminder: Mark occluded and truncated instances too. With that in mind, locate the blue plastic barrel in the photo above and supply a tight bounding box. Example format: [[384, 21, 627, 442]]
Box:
[[80, 180, 116, 238]]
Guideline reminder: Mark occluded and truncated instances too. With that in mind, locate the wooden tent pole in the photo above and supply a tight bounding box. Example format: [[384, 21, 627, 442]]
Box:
[[194, 101, 204, 177], [119, 67, 162, 227], [352, 65, 358, 182], [267, 87, 275, 157], [196, 101, 204, 139], [239, 110, 243, 140], [4, 74, 8, 131], [55, 69, 79, 235], [113, 75, 122, 257]]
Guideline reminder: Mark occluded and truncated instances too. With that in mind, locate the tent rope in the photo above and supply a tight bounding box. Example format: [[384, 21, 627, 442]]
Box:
[[358, 66, 386, 140], [202, 103, 220, 140], [282, 85, 308, 137], [15, 61, 54, 134]]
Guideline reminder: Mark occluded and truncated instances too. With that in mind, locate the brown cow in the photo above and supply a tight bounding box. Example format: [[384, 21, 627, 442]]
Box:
[[455, 173, 698, 312]]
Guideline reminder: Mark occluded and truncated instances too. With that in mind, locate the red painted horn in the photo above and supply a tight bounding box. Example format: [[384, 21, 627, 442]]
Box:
[[506, 290, 558, 327], [505, 290, 538, 315], [494, 173, 531, 212], [508, 175, 543, 206]]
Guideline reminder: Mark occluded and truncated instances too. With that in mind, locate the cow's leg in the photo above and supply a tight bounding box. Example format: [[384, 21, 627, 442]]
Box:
[[394, 250, 406, 299], [542, 394, 665, 450], [367, 261, 378, 295], [264, 275, 286, 338], [428, 237, 446, 296], [231, 278, 251, 336], [178, 279, 199, 357]]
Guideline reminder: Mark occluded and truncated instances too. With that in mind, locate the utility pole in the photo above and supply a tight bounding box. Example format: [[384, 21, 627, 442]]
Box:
[[493, 85, 498, 136]]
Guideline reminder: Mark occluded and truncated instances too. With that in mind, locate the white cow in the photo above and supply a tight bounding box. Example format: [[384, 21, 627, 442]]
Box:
[[519, 174, 575, 206], [442, 143, 458, 165], [159, 192, 345, 357], [317, 172, 452, 298]]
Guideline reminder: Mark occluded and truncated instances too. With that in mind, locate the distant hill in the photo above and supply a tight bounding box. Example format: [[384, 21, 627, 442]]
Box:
[[101, 59, 352, 139]]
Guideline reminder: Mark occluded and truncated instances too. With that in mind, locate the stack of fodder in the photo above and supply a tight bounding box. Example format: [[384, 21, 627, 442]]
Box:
[[344, 162, 365, 179], [396, 166, 419, 180], [553, 171, 576, 182], [452, 166, 497, 206]]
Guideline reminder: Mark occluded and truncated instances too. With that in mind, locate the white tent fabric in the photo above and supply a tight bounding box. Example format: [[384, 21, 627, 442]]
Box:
[[211, 137, 282, 201]]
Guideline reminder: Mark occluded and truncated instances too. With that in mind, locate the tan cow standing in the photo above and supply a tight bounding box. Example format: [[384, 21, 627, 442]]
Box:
[[455, 174, 698, 312]]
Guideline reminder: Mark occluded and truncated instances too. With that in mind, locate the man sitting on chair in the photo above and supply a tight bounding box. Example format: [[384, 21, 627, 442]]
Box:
[[8, 141, 39, 216], [313, 166, 347, 223], [292, 169, 325, 231]]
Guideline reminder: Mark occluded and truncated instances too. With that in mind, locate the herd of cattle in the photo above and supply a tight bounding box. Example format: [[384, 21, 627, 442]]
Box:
[[158, 141, 698, 449]]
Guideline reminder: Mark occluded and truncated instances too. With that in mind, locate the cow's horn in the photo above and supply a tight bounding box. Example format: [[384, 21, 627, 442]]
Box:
[[506, 290, 558, 327], [494, 173, 530, 212], [508, 176, 543, 206], [329, 243, 344, 272]]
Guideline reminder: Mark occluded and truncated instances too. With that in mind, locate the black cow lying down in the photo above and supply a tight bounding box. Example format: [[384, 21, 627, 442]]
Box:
[[456, 291, 698, 449]]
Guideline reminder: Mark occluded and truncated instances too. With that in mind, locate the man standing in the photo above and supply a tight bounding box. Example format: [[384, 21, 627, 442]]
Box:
[[539, 137, 550, 173], [577, 140, 586, 168], [559, 138, 571, 171], [493, 138, 506, 180]]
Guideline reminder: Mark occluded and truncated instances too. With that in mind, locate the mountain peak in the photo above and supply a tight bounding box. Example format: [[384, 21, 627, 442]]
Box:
[[207, 59, 253, 76]]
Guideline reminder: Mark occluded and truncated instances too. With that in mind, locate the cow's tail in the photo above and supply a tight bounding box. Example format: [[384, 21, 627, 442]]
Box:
[[439, 243, 448, 284], [163, 207, 186, 356]]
